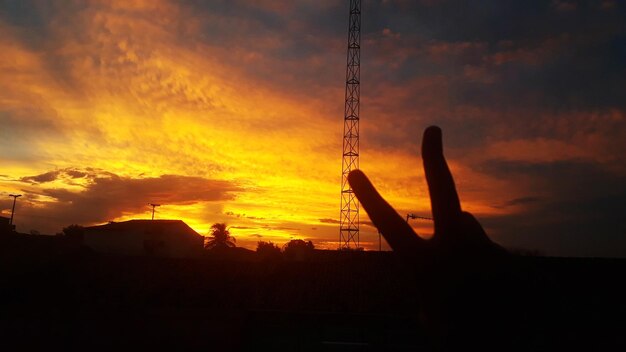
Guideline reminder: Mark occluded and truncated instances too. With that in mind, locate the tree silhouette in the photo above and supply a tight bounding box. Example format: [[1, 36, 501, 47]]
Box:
[[204, 223, 236, 250], [283, 239, 314, 260], [62, 224, 84, 241], [256, 241, 282, 261]]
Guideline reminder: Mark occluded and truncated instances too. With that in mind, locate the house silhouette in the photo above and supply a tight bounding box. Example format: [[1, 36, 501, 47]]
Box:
[[84, 219, 204, 258]]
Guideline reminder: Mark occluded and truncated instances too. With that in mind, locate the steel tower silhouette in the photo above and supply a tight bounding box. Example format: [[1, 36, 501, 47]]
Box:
[[339, 0, 361, 250]]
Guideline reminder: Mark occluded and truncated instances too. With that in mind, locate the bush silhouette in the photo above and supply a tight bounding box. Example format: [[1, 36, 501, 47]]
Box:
[[256, 241, 282, 261], [283, 239, 314, 260], [62, 224, 84, 241]]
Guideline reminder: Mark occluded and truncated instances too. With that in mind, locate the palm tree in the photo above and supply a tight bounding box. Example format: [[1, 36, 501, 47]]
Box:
[[204, 223, 236, 249]]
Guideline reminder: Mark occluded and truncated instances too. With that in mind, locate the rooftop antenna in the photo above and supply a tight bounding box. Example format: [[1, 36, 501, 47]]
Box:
[[9, 194, 22, 226], [149, 203, 160, 220], [339, 0, 361, 250]]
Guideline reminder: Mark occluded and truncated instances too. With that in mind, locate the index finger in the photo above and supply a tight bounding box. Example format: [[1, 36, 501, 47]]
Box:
[[348, 169, 423, 255], [422, 126, 462, 233]]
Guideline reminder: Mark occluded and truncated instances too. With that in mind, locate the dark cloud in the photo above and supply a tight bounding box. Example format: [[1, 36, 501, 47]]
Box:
[[319, 217, 377, 229], [448, 34, 626, 111], [0, 108, 66, 162], [357, 0, 626, 157], [224, 212, 266, 220], [484, 193, 626, 257], [480, 160, 625, 199], [64, 169, 87, 179], [20, 170, 61, 184], [230, 226, 256, 230], [480, 159, 626, 256], [41, 173, 239, 208], [246, 216, 266, 220], [4, 0, 623, 117], [10, 168, 240, 234], [0, 1, 64, 46], [266, 226, 299, 231], [364, 0, 623, 43], [361, 220, 377, 229], [496, 196, 543, 209], [0, 1, 95, 91]]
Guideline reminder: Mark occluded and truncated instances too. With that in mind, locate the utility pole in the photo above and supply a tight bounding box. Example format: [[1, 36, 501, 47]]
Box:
[[9, 194, 22, 226], [339, 0, 361, 250], [149, 203, 160, 220]]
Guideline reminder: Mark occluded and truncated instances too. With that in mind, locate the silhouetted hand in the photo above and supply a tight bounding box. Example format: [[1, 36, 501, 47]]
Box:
[[348, 126, 515, 349]]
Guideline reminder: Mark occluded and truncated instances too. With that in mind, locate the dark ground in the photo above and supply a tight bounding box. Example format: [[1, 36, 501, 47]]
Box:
[[0, 235, 625, 350]]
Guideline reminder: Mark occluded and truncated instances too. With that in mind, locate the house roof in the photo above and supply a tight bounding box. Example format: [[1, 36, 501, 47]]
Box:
[[85, 219, 202, 238]]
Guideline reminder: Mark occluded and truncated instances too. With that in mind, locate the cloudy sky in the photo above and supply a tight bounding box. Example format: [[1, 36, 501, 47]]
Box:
[[1, 0, 624, 256]]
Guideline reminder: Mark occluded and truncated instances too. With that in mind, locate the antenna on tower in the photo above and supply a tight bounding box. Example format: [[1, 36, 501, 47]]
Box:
[[406, 213, 433, 222], [149, 203, 160, 220], [339, 0, 361, 250]]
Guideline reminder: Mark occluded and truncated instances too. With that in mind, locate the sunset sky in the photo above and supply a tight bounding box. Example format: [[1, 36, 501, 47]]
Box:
[[1, 0, 624, 256]]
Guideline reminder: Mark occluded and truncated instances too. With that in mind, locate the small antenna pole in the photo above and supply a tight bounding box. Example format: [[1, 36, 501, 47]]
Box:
[[149, 203, 160, 220]]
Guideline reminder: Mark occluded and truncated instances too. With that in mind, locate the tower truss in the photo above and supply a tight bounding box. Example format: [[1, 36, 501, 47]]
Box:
[[339, 0, 361, 250]]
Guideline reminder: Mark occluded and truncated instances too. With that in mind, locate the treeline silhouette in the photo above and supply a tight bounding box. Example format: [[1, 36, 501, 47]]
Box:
[[200, 222, 318, 261]]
